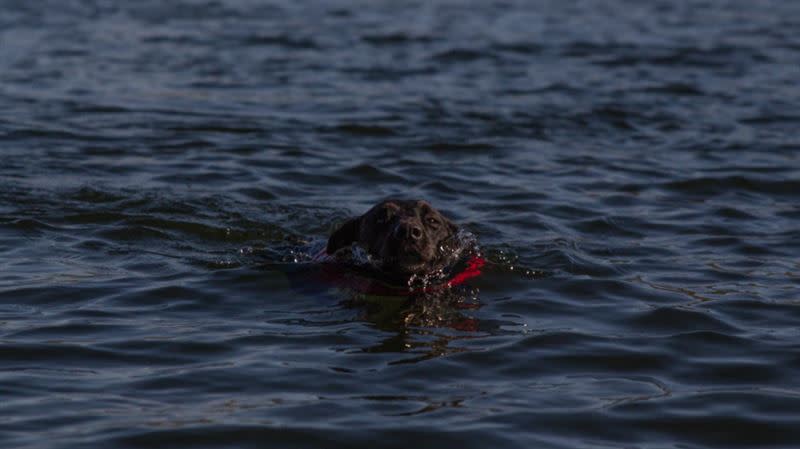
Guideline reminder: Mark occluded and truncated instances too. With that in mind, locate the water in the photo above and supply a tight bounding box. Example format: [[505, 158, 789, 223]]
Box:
[[2, 1, 800, 447]]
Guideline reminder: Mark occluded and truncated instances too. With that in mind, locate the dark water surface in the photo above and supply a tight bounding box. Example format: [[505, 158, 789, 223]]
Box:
[[2, 1, 800, 448]]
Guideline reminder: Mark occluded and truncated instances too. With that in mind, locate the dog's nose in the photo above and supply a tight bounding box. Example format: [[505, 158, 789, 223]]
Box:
[[396, 221, 423, 240]]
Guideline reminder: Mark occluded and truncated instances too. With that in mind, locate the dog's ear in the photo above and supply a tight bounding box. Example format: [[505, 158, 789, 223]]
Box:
[[326, 218, 361, 255]]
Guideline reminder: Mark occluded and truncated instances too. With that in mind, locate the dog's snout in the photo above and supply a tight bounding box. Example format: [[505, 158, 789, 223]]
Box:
[[395, 220, 424, 241]]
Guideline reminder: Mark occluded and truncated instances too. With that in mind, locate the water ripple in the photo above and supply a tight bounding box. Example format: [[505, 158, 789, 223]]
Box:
[[2, 1, 800, 448]]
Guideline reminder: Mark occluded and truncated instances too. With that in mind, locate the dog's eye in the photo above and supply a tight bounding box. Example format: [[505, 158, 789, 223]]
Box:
[[426, 217, 440, 228]]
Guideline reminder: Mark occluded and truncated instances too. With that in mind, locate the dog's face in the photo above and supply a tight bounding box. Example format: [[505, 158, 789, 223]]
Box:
[[326, 199, 459, 276]]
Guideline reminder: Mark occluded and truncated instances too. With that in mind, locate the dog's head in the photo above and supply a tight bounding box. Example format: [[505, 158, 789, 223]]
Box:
[[326, 199, 459, 276]]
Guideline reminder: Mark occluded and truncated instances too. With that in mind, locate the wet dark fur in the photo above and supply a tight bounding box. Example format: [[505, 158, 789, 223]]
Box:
[[326, 199, 459, 277]]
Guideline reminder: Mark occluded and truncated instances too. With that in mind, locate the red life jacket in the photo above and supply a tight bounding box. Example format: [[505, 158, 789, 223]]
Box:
[[312, 250, 485, 296]]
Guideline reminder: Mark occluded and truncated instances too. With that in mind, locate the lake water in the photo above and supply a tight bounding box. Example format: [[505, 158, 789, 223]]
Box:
[[1, 1, 800, 448]]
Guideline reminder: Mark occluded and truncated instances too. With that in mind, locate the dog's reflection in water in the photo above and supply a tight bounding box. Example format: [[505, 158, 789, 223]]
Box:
[[343, 285, 483, 363]]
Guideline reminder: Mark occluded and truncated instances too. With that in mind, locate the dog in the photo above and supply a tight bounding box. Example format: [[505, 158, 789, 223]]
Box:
[[326, 199, 460, 278]]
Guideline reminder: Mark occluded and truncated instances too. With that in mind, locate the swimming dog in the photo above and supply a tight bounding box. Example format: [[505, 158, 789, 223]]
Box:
[[326, 199, 460, 278]]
